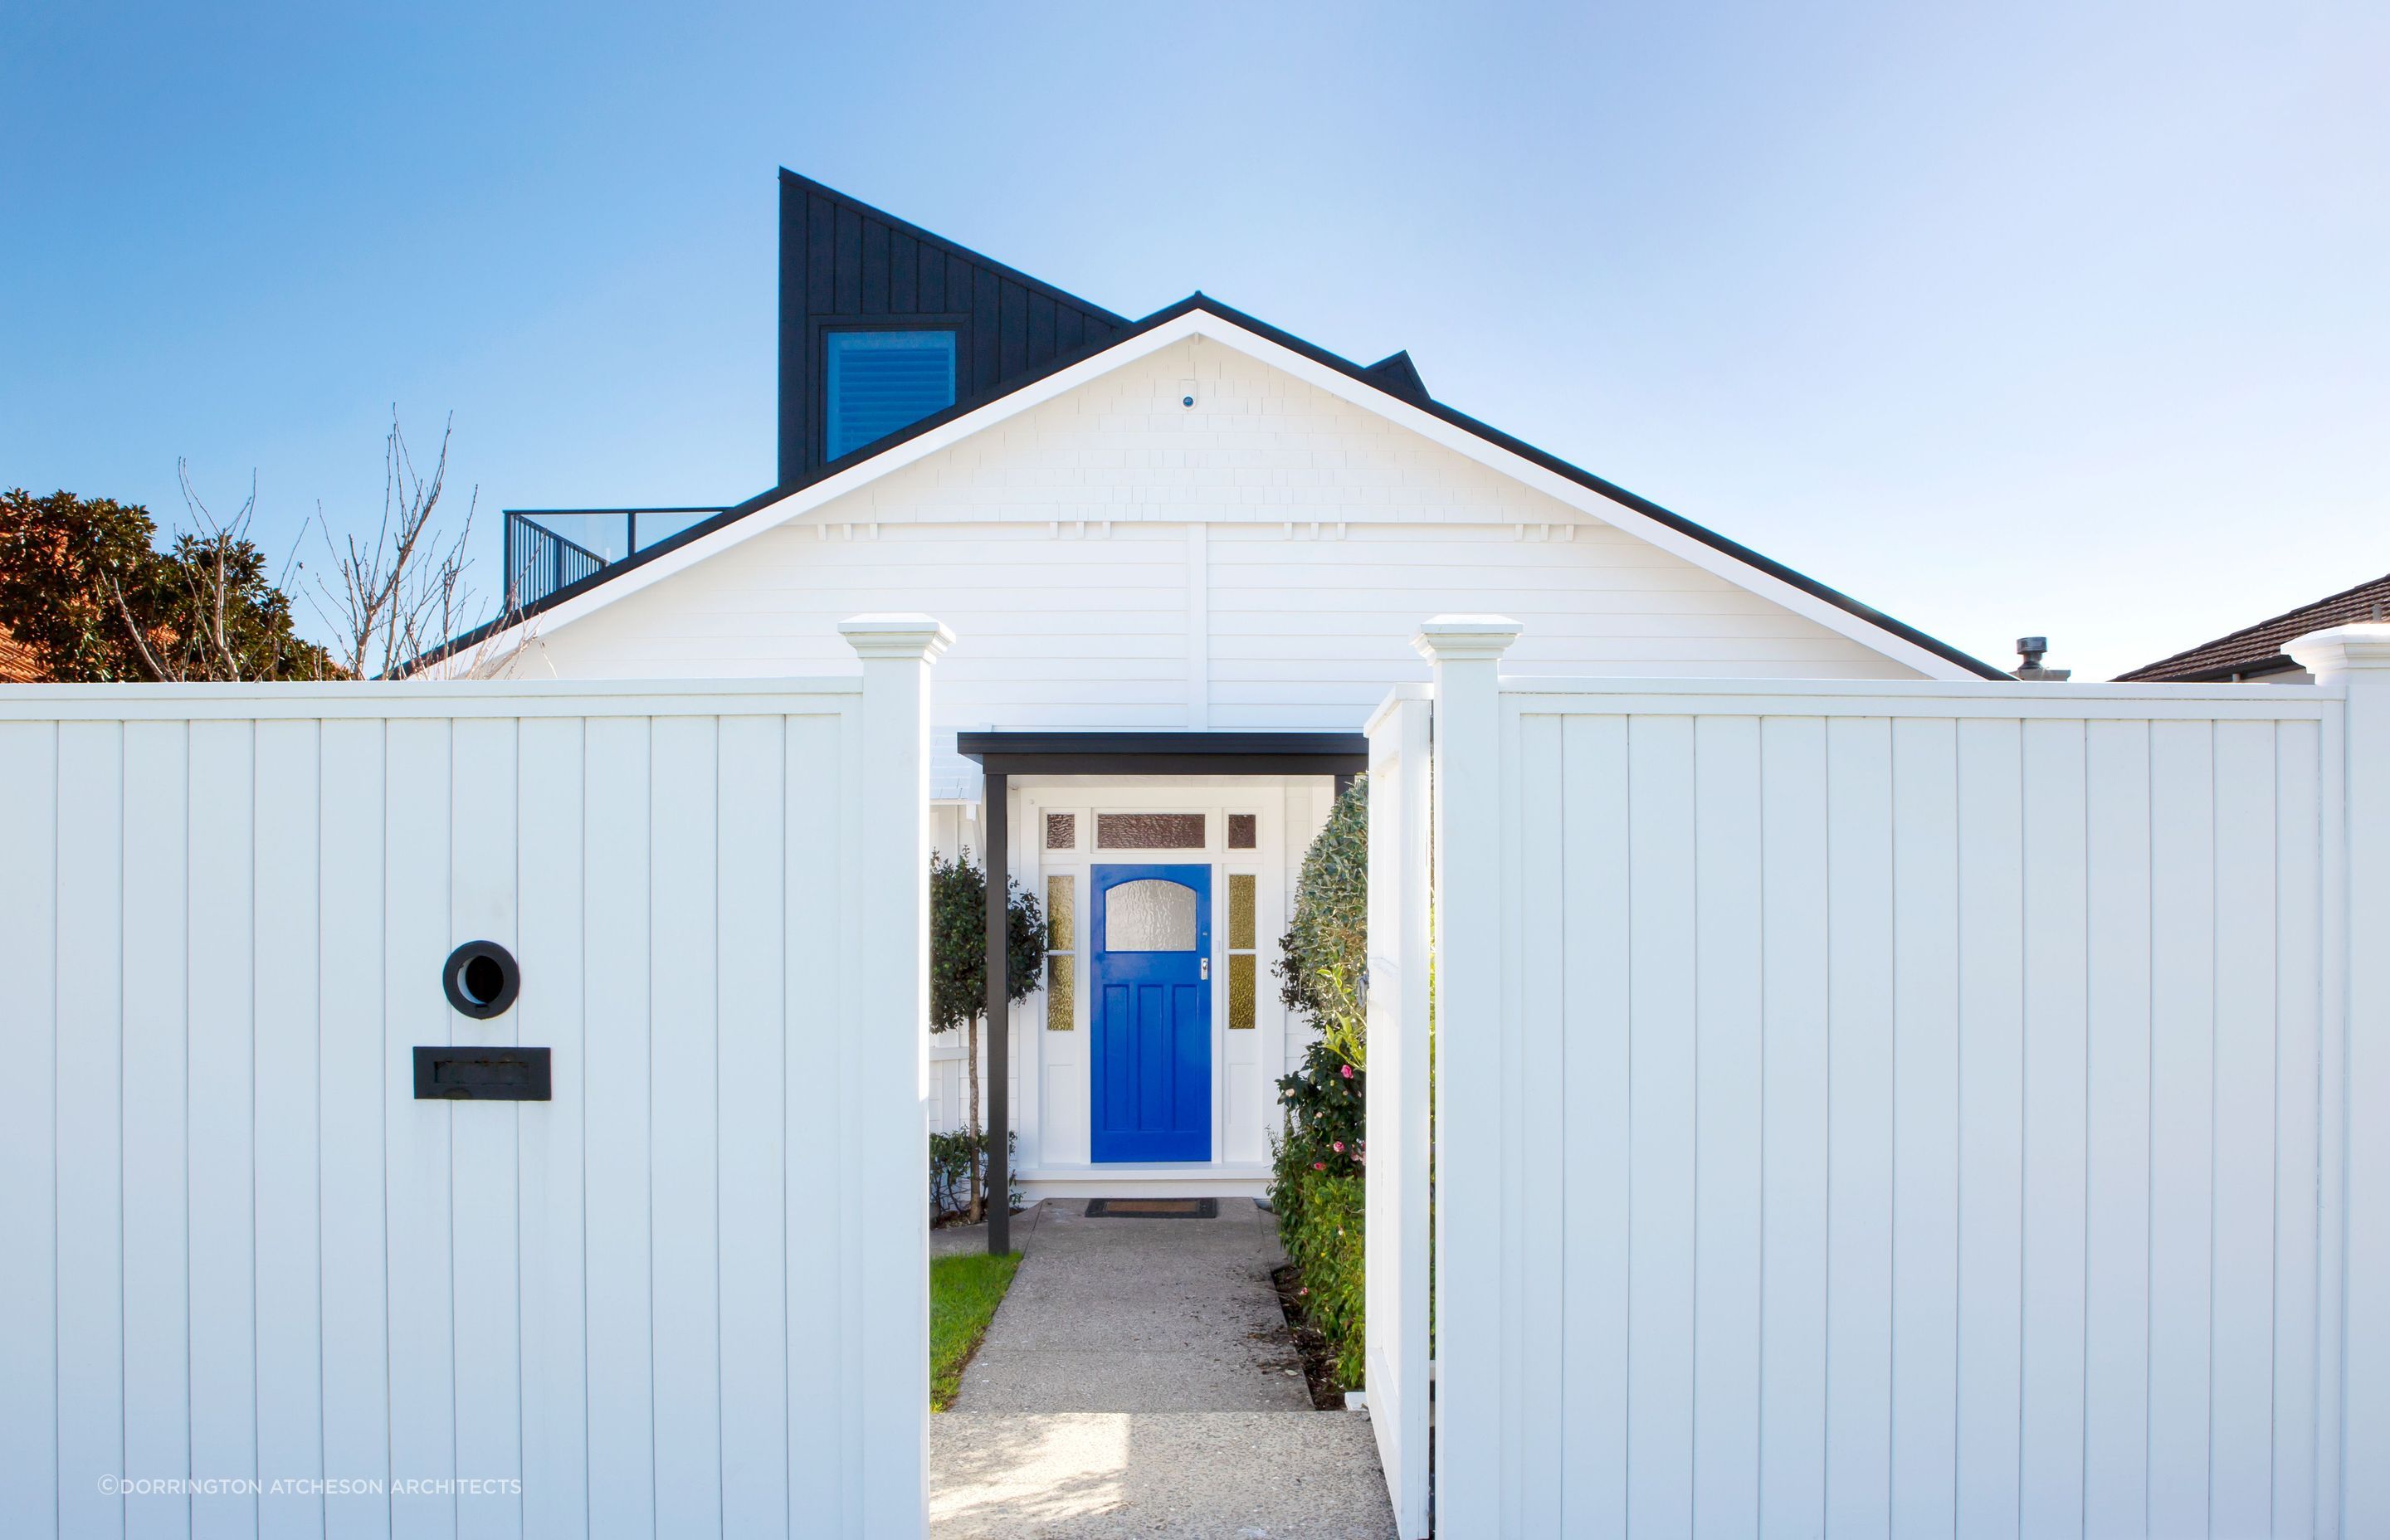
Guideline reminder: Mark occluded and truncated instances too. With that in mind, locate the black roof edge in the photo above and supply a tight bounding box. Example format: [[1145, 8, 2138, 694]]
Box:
[[777, 168, 1132, 329], [417, 288, 2005, 682], [959, 729, 1369, 776]]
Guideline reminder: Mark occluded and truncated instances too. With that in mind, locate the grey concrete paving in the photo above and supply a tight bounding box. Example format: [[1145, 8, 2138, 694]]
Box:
[[931, 1199, 1398, 1538]]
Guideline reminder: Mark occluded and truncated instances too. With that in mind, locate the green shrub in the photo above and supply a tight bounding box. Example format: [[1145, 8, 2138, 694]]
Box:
[[930, 1128, 1021, 1222], [1277, 1164, 1366, 1389], [1269, 773, 1373, 1392], [1275, 775, 1368, 1066]]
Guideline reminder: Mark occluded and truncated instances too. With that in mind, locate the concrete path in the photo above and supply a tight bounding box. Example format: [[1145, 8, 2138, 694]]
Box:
[[931, 1199, 1397, 1538]]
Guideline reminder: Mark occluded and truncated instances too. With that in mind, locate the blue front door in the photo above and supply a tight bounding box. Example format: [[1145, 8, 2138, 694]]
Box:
[[1090, 864, 1212, 1162]]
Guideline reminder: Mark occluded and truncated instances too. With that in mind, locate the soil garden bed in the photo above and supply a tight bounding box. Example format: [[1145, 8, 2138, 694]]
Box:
[[1270, 1262, 1350, 1411]]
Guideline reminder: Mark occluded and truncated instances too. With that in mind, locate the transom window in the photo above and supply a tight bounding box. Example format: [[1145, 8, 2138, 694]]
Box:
[[824, 330, 957, 460]]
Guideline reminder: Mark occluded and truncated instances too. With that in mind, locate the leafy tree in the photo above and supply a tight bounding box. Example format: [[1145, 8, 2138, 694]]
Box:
[[1276, 773, 1368, 1066], [0, 480, 330, 682], [929, 849, 1048, 1221]]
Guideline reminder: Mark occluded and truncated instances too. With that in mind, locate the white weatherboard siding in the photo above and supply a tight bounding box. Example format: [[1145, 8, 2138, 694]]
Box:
[[1402, 641, 2358, 1539], [526, 339, 1928, 797], [0, 652, 942, 1540]]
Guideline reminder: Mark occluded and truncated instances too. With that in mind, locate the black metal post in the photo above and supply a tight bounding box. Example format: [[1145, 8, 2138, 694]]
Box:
[[983, 772, 1011, 1255]]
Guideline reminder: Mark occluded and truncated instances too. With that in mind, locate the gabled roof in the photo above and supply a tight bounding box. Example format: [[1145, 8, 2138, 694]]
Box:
[[2117, 571, 2390, 681], [429, 173, 2005, 680], [437, 295, 2004, 680]]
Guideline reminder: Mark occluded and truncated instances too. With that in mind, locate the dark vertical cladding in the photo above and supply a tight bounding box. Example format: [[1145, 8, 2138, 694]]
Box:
[[775, 169, 1129, 487]]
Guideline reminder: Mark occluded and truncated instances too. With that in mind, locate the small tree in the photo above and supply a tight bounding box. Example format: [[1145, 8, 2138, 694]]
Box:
[[929, 849, 1048, 1221]]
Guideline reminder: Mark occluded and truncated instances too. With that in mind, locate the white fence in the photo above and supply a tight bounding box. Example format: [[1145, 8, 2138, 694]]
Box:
[[1382, 617, 2390, 1539], [0, 616, 948, 1540]]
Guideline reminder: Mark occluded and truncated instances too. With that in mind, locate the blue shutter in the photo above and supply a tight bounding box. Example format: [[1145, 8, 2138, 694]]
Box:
[[824, 330, 958, 461]]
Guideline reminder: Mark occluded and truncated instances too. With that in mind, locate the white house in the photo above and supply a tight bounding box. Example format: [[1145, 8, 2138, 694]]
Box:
[[451, 169, 2006, 1210]]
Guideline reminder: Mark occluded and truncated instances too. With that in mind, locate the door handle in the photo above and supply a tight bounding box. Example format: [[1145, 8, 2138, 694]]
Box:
[[1201, 958, 1210, 980]]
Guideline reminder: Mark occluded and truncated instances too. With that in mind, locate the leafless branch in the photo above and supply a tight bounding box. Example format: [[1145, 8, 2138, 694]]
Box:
[[308, 407, 480, 680]]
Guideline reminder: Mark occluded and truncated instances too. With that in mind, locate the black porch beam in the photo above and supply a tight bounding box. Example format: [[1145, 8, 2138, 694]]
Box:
[[984, 771, 1010, 1256], [958, 729, 1369, 778]]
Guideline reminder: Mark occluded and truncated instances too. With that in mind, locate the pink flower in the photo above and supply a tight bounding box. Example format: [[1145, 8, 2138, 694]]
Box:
[[1340, 1064, 1354, 1079], [1332, 1142, 1344, 1153], [1313, 1161, 1326, 1171]]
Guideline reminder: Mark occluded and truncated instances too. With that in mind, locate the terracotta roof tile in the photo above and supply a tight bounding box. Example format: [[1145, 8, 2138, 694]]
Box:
[[0, 623, 41, 684], [2117, 572, 2390, 681]]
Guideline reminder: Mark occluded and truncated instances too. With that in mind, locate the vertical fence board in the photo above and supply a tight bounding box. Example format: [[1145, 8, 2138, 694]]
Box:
[[121, 722, 191, 1540], [1514, 712, 1567, 1535], [649, 716, 724, 1537], [318, 719, 390, 1540], [1626, 715, 1699, 1537], [1757, 716, 1830, 1540], [383, 718, 456, 1540], [1953, 717, 2024, 1540], [2270, 719, 2323, 1539], [56, 722, 124, 1540], [2147, 720, 2217, 1538], [1557, 714, 1632, 1539], [448, 716, 522, 1540], [188, 720, 257, 1540], [1692, 716, 1764, 1539], [256, 719, 324, 1540], [2209, 719, 2279, 1535], [583, 716, 655, 1540], [717, 716, 791, 1540], [517, 717, 588, 1540], [2020, 719, 2089, 1536], [786, 713, 846, 1516], [1824, 716, 1895, 1540], [1888, 717, 1960, 1536], [0, 724, 60, 1538], [2081, 720, 2153, 1537]]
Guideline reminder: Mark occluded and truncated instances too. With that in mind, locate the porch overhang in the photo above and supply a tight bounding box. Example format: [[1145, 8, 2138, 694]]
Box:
[[956, 729, 1371, 777], [961, 729, 1368, 1255]]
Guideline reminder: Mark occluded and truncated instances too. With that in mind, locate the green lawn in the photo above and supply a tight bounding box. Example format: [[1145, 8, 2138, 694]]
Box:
[[930, 1251, 1021, 1411]]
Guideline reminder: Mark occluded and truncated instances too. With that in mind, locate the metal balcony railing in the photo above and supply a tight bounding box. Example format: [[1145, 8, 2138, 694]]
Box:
[[502, 508, 727, 610]]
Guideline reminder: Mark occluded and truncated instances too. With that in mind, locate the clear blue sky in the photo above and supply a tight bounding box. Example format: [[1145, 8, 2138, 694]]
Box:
[[5, 2, 2383, 680]]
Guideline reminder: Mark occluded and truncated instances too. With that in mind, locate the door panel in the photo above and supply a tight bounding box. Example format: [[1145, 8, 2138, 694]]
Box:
[[1091, 864, 1211, 1162]]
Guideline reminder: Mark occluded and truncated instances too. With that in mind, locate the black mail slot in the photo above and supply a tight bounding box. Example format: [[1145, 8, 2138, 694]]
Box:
[[413, 1046, 551, 1102]]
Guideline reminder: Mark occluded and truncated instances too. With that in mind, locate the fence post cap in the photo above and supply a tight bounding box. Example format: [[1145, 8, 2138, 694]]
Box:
[[1412, 615, 1524, 663], [838, 614, 954, 661], [2285, 621, 2390, 675]]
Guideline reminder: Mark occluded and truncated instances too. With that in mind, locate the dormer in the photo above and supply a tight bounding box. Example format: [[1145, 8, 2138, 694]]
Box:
[[775, 169, 1130, 485]]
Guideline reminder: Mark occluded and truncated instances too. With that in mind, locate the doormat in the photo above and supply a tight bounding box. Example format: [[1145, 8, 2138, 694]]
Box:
[[1083, 1198, 1218, 1219]]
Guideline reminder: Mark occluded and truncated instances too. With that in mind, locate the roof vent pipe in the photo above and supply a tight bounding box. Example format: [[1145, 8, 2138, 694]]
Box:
[[2015, 636, 2071, 682]]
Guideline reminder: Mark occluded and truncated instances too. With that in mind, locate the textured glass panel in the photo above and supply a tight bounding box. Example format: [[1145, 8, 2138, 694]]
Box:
[[1105, 880, 1197, 951], [1046, 955, 1075, 1031], [1229, 873, 1256, 950], [1230, 953, 1256, 1030], [1045, 811, 1076, 850], [1046, 874, 1074, 950], [1227, 812, 1257, 850], [1096, 812, 1206, 849]]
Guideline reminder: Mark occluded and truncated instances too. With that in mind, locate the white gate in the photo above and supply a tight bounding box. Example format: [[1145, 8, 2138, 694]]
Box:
[[1365, 685, 1434, 1538], [0, 616, 949, 1540], [1377, 615, 2390, 1538]]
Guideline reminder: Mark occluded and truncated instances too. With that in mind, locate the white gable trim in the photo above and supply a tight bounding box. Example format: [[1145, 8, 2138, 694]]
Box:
[[480, 309, 1979, 680]]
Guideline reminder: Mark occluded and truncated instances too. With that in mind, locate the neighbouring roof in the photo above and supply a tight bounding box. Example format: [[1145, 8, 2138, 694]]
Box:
[[0, 623, 41, 683], [427, 173, 2005, 681], [2116, 571, 2390, 681]]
